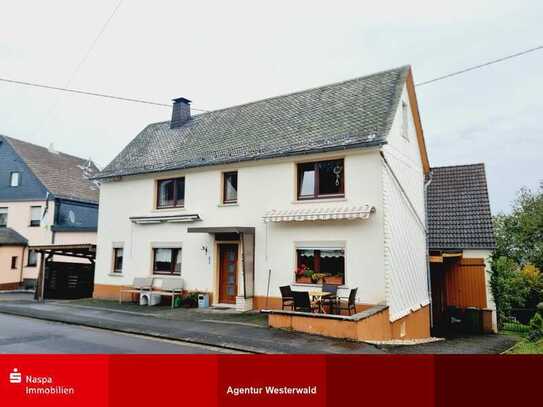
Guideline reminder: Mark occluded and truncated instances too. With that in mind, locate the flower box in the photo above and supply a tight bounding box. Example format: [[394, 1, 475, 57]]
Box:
[[324, 275, 344, 285], [296, 276, 312, 284]]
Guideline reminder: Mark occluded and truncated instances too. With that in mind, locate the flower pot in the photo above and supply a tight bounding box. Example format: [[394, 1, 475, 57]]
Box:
[[297, 276, 312, 284]]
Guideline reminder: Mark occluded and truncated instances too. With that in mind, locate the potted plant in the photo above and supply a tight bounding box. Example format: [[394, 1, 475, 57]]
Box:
[[295, 264, 313, 284], [311, 273, 327, 284]]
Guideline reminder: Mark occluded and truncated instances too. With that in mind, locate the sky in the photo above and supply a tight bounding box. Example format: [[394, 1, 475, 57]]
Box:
[[0, 0, 542, 213]]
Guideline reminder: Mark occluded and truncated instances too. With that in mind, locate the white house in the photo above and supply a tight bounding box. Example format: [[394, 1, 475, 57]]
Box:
[[92, 65, 438, 337]]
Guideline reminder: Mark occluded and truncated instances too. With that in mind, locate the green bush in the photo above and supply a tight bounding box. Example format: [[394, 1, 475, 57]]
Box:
[[528, 313, 543, 342]]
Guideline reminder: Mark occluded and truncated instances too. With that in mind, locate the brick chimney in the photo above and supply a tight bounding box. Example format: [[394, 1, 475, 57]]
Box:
[[170, 97, 192, 129]]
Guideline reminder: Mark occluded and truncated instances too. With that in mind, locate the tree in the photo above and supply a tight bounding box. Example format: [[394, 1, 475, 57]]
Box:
[[491, 182, 543, 324], [493, 182, 543, 270]]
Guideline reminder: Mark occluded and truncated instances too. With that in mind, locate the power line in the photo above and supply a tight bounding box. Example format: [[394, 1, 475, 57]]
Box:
[[0, 77, 208, 112], [35, 0, 125, 135], [415, 45, 543, 86]]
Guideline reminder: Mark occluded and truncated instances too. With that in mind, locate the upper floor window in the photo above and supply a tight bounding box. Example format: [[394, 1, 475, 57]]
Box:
[[153, 248, 181, 275], [27, 250, 37, 267], [112, 248, 123, 273], [401, 101, 409, 140], [30, 206, 41, 227], [156, 177, 185, 209], [297, 159, 344, 200], [11, 256, 17, 270], [223, 171, 238, 204], [10, 172, 20, 187], [0, 208, 7, 227]]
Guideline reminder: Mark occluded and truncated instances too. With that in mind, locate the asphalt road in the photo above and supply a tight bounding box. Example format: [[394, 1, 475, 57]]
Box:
[[0, 313, 234, 354]]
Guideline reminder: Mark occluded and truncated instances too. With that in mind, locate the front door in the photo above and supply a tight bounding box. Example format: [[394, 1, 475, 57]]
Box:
[[219, 244, 238, 304]]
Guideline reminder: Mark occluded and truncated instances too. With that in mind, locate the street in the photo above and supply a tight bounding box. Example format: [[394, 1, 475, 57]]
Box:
[[0, 313, 234, 354]]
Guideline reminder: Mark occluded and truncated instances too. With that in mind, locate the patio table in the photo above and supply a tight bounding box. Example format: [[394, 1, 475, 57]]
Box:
[[308, 291, 332, 314]]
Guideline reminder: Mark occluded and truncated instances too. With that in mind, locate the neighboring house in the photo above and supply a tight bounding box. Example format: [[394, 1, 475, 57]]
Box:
[[0, 228, 27, 290], [0, 135, 99, 289], [427, 163, 497, 332], [93, 65, 434, 336]]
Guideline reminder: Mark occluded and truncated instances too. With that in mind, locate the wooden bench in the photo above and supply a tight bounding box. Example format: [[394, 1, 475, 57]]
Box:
[[151, 278, 185, 309], [119, 277, 153, 304]]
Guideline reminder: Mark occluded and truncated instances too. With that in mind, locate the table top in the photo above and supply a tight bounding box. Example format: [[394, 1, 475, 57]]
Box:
[[308, 291, 332, 298]]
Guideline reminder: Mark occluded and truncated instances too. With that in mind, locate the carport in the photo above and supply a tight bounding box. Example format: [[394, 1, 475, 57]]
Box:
[[32, 244, 96, 302]]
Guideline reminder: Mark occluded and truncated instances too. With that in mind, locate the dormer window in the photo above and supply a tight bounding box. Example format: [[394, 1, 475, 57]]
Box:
[[10, 172, 20, 187]]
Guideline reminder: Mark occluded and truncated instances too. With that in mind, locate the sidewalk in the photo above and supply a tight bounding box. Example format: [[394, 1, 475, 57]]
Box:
[[0, 296, 384, 354], [0, 294, 517, 354]]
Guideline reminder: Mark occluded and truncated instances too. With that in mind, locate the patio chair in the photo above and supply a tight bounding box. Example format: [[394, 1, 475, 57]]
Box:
[[279, 285, 294, 310], [321, 283, 339, 313], [119, 277, 153, 304], [292, 291, 318, 313], [336, 288, 358, 315]]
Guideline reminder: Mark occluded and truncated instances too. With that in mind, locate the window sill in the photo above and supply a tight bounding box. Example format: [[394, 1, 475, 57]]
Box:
[[292, 197, 347, 204], [108, 272, 124, 277], [151, 207, 186, 213], [218, 203, 239, 207], [26, 265, 37, 268], [152, 274, 182, 278], [28, 224, 40, 228]]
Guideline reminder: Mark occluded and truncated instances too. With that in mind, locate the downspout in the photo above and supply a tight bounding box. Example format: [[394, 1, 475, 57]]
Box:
[[19, 246, 25, 286], [424, 171, 434, 328]]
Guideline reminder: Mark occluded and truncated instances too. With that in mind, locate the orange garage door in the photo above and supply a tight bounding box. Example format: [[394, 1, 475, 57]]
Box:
[[445, 258, 487, 309]]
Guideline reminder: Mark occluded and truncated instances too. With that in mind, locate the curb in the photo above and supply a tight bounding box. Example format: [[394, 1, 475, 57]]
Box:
[[0, 308, 265, 354]]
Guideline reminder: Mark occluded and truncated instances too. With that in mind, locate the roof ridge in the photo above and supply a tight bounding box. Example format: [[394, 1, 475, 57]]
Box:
[[173, 65, 411, 119], [2, 135, 95, 165], [431, 162, 485, 170]]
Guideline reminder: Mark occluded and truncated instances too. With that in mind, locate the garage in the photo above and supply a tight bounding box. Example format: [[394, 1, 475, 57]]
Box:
[[32, 244, 96, 301]]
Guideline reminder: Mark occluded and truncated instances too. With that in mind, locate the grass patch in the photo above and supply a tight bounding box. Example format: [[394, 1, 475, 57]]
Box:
[[506, 338, 543, 354]]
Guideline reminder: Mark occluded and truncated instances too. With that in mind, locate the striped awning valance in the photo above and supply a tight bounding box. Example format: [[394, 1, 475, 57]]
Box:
[[262, 205, 375, 223]]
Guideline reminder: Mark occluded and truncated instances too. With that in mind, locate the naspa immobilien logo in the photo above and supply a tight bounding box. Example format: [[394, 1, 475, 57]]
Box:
[[8, 367, 75, 396]]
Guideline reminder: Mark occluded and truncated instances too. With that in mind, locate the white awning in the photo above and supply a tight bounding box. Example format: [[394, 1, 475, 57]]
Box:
[[262, 205, 375, 223]]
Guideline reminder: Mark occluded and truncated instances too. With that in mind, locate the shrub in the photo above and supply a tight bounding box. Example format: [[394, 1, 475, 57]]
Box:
[[528, 313, 543, 342]]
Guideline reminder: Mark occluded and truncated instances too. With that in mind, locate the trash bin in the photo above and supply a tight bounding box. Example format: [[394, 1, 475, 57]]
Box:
[[464, 307, 482, 333], [198, 293, 209, 308]]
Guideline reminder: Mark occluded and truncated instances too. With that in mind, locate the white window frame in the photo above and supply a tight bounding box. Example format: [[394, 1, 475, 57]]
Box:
[[10, 171, 20, 187], [30, 206, 42, 227]]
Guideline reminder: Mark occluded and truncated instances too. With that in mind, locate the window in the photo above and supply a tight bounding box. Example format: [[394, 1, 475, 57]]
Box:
[[27, 250, 37, 267], [297, 159, 344, 200], [223, 171, 238, 204], [295, 248, 345, 284], [401, 101, 409, 140], [11, 256, 17, 270], [0, 208, 7, 227], [30, 206, 41, 227], [10, 172, 20, 187], [112, 248, 123, 273], [157, 177, 185, 208], [153, 248, 181, 275]]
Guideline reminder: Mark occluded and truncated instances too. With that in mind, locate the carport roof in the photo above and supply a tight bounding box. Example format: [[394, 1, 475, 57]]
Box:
[[30, 243, 96, 259]]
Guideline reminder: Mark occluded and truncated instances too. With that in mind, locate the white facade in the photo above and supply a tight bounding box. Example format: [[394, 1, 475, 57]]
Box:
[[95, 83, 430, 319]]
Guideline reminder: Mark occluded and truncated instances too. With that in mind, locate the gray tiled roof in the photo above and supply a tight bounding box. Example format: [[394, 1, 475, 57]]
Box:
[[427, 163, 496, 250], [0, 227, 28, 246], [96, 66, 410, 179], [3, 136, 99, 203]]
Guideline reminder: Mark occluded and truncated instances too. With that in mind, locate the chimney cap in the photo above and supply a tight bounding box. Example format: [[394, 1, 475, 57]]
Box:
[[172, 97, 192, 104]]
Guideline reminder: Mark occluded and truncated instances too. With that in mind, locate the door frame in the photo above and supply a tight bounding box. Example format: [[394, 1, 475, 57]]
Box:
[[214, 242, 240, 305]]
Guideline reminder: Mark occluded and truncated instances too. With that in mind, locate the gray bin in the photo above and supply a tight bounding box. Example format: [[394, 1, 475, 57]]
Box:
[[198, 293, 209, 308]]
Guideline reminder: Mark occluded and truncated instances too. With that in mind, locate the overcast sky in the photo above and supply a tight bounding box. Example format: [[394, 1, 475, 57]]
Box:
[[1, 1, 542, 213]]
